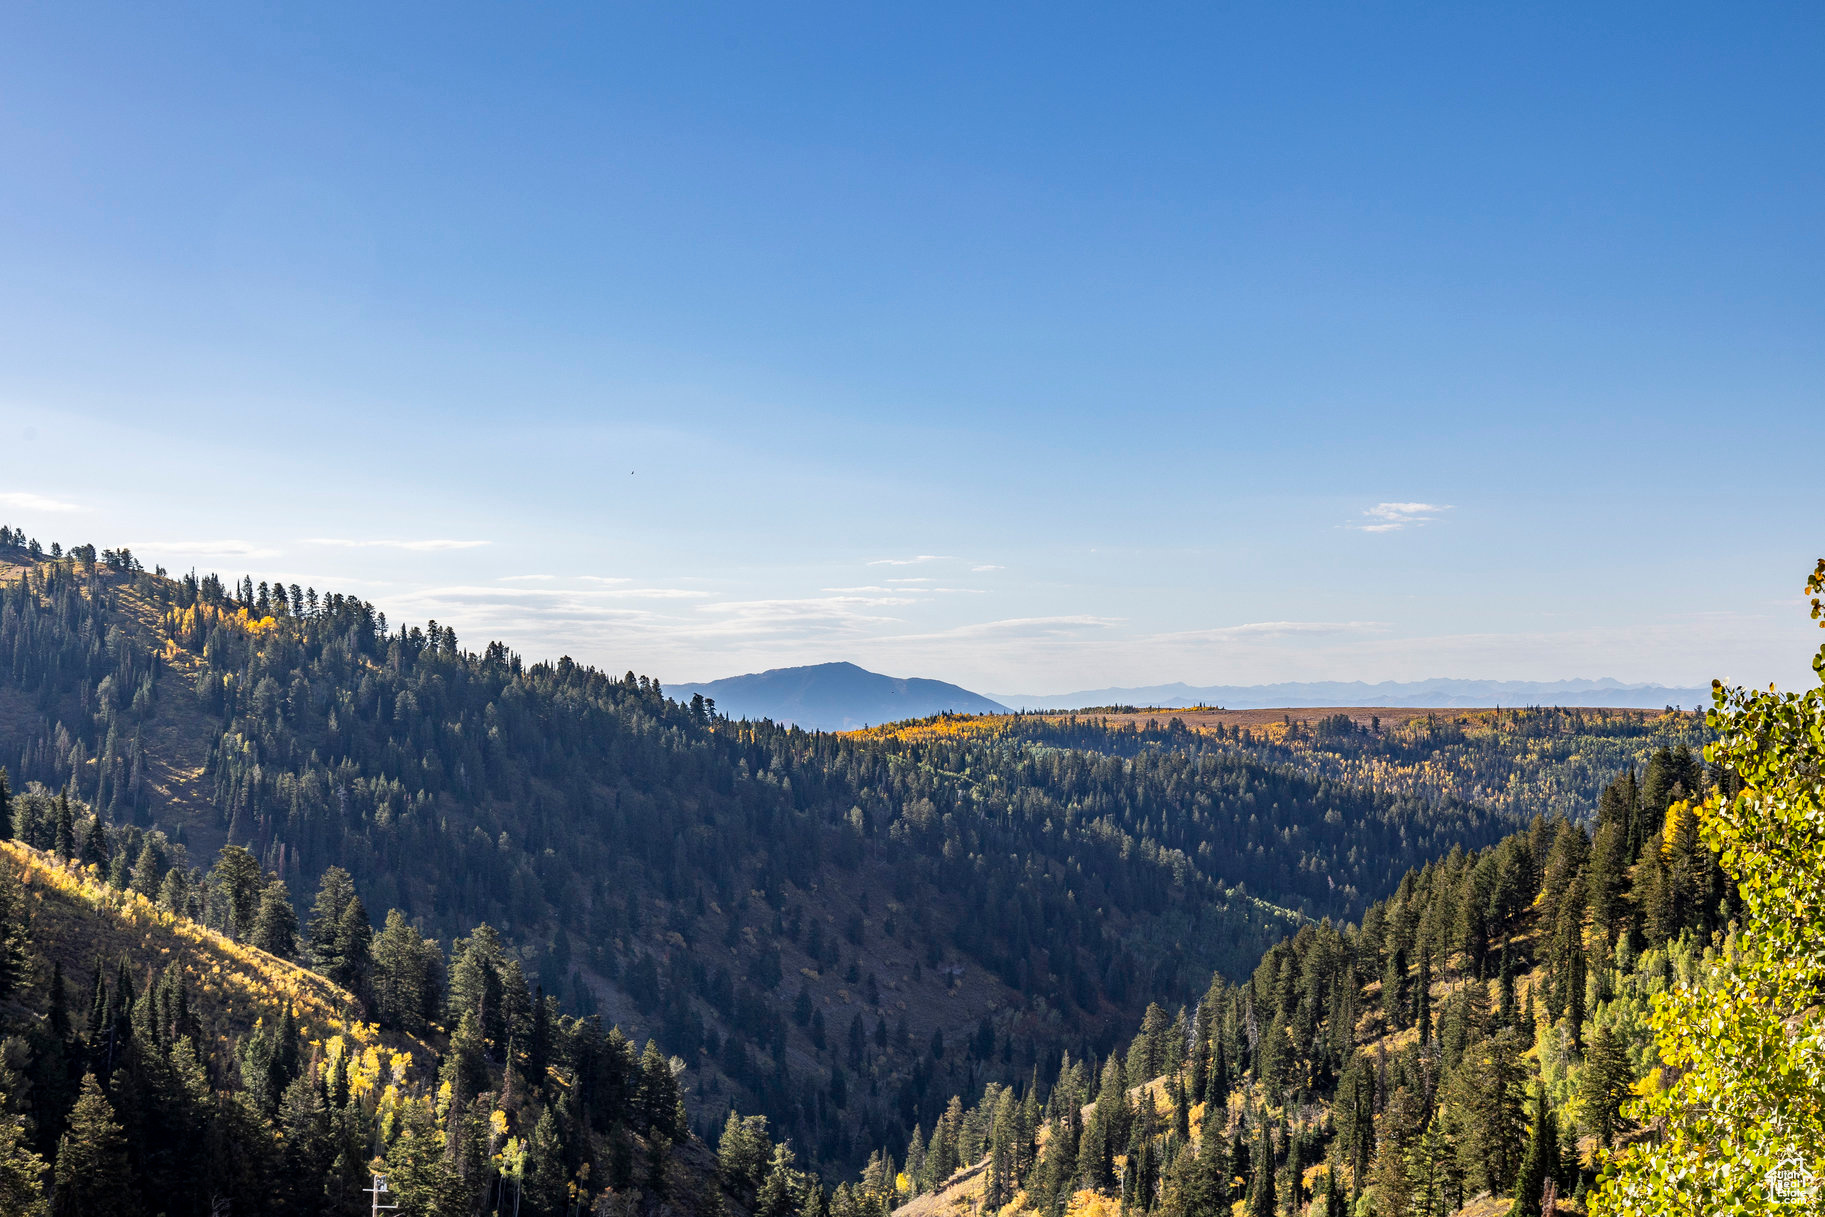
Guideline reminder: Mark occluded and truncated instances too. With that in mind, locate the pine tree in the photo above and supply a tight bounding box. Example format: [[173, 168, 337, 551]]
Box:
[[330, 894, 373, 998], [78, 818, 107, 870], [1283, 1126, 1302, 1216], [52, 797, 74, 860], [0, 858, 29, 1001], [372, 908, 438, 1033], [0, 1103, 46, 1217], [210, 844, 261, 939], [307, 866, 358, 965], [1577, 1022, 1632, 1151], [1508, 1082, 1558, 1217], [523, 1105, 568, 1216], [53, 1074, 134, 1217], [1415, 950, 1432, 1044], [383, 1099, 467, 1217], [1249, 1121, 1276, 1217], [1186, 1106, 1229, 1217], [441, 1010, 489, 1103], [248, 878, 299, 958], [755, 1144, 799, 1217]]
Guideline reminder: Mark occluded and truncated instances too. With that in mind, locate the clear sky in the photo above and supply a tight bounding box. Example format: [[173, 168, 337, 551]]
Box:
[[1, 4, 1820, 694]]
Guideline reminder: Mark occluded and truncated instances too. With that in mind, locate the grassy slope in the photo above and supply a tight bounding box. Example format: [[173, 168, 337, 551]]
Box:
[[4, 840, 360, 1042]]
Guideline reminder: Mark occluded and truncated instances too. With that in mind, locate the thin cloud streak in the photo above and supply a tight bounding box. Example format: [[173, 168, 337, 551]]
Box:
[[131, 540, 283, 560], [0, 491, 83, 513], [1350, 502, 1451, 532], [1154, 620, 1389, 642], [303, 537, 490, 551]]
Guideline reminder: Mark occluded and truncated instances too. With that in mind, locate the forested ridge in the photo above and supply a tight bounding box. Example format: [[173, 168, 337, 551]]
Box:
[[0, 809, 741, 1216], [871, 744, 1734, 1217], [0, 525, 1706, 1206]]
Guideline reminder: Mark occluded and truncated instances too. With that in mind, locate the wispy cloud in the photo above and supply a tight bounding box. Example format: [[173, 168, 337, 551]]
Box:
[[303, 537, 489, 551], [132, 540, 283, 560], [890, 615, 1122, 642], [579, 576, 631, 584], [498, 574, 556, 583], [599, 588, 714, 600], [1156, 620, 1387, 642], [867, 554, 951, 566], [886, 577, 934, 584], [971, 564, 1004, 572], [0, 491, 82, 513], [1350, 502, 1451, 533]]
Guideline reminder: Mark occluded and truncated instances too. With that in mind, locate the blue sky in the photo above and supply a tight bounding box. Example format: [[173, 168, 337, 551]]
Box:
[[1, 4, 1820, 693]]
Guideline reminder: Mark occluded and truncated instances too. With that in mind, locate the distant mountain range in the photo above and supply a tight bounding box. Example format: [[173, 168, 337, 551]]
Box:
[[990, 677, 1712, 711], [669, 666, 1710, 730], [669, 661, 1009, 731]]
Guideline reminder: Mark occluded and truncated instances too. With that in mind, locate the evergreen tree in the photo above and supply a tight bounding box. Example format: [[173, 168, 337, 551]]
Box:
[[1508, 1083, 1558, 1217], [0, 1102, 46, 1217], [523, 1105, 568, 1217], [307, 866, 358, 964], [52, 797, 74, 860], [1249, 1121, 1275, 1217], [1578, 1023, 1632, 1151], [755, 1144, 800, 1217], [372, 909, 439, 1033], [210, 844, 261, 939], [53, 1074, 134, 1217], [383, 1100, 468, 1217], [78, 818, 107, 871], [441, 1010, 489, 1103], [249, 878, 299, 958], [0, 859, 29, 1001]]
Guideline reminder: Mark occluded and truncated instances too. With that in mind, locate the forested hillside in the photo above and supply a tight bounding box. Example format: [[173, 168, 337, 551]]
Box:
[[0, 526, 1701, 1181], [872, 745, 1731, 1217], [0, 809, 751, 1216]]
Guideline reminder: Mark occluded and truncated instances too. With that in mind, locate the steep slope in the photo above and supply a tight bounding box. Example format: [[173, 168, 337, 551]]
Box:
[[869, 750, 1728, 1217], [0, 831, 750, 1216], [2, 838, 367, 1044], [671, 661, 1009, 730], [0, 529, 1699, 1178]]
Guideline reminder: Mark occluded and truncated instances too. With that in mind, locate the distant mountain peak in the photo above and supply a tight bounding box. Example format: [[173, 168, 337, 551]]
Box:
[[671, 662, 1008, 731]]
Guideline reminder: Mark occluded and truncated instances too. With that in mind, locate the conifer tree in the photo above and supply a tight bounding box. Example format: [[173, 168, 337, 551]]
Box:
[[0, 859, 28, 1001], [441, 1010, 489, 1103], [384, 1100, 467, 1217], [1249, 1121, 1275, 1217], [1508, 1083, 1558, 1217], [78, 818, 107, 870], [755, 1144, 800, 1217], [524, 1105, 568, 1216], [1578, 1022, 1631, 1151], [0, 1100, 45, 1217], [210, 844, 260, 939], [51, 797, 74, 860], [53, 1074, 134, 1217], [249, 878, 299, 958]]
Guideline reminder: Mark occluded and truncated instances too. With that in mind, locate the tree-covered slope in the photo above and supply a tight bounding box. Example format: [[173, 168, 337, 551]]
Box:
[[869, 745, 1732, 1217], [0, 526, 1698, 1178], [0, 822, 756, 1216]]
